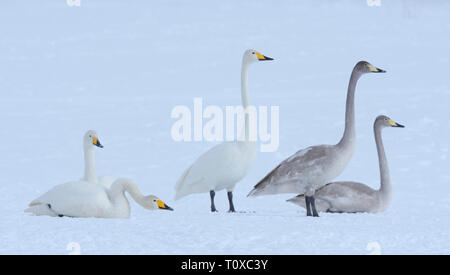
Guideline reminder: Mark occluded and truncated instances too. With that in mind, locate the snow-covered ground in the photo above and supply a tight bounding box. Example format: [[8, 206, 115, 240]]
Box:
[[1, 0, 449, 254]]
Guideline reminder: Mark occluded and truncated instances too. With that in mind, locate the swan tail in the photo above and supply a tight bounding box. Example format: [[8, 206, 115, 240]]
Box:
[[29, 199, 43, 207], [247, 188, 259, 197], [174, 164, 197, 200], [174, 190, 186, 200], [286, 195, 307, 210], [24, 203, 58, 217], [247, 180, 272, 197], [286, 194, 304, 204], [174, 168, 189, 200], [174, 178, 205, 200], [248, 163, 282, 197]]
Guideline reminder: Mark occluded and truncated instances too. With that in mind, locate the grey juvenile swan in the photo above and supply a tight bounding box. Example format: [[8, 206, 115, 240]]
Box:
[[287, 115, 404, 213], [247, 61, 385, 217]]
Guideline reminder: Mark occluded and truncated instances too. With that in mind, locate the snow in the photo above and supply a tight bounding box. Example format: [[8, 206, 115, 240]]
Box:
[[1, 0, 449, 254]]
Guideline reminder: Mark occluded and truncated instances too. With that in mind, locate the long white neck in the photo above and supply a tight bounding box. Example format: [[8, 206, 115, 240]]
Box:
[[83, 146, 97, 183], [338, 69, 361, 149], [109, 179, 146, 207], [241, 60, 251, 141], [107, 179, 147, 218], [374, 124, 392, 206]]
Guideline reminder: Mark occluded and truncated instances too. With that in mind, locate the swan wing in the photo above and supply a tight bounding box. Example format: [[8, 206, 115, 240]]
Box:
[[316, 181, 377, 198], [27, 181, 111, 217], [175, 142, 245, 199], [175, 163, 206, 200], [249, 145, 334, 196], [288, 181, 378, 213]]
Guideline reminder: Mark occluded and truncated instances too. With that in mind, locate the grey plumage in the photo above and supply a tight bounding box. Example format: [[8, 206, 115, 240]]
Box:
[[248, 61, 386, 217], [287, 115, 404, 213]]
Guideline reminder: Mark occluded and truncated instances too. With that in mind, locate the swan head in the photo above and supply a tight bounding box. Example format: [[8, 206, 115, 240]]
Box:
[[355, 61, 386, 74], [243, 49, 274, 65], [84, 130, 103, 149], [142, 195, 174, 211], [376, 115, 405, 129]]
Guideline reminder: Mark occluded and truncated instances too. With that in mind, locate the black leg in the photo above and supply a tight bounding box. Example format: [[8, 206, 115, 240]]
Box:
[[227, 191, 235, 213], [305, 196, 312, 216], [210, 190, 217, 212], [310, 196, 319, 217]]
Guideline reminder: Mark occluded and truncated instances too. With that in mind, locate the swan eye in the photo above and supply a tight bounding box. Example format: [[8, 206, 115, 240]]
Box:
[[252, 52, 255, 54]]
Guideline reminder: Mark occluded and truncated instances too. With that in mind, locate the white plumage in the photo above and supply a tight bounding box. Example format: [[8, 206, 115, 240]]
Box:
[[175, 49, 273, 212], [25, 178, 173, 218]]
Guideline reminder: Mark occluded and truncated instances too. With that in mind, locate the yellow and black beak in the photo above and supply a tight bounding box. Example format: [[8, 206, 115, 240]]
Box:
[[389, 119, 405, 128], [255, 52, 274, 61], [157, 200, 174, 211], [92, 137, 103, 148], [368, 64, 386, 73]]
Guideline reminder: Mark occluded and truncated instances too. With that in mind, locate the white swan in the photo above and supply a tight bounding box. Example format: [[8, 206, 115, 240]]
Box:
[[174, 49, 274, 212], [248, 61, 386, 217], [287, 115, 404, 213], [80, 130, 118, 188], [25, 178, 173, 218], [82, 130, 103, 183], [59, 130, 114, 187]]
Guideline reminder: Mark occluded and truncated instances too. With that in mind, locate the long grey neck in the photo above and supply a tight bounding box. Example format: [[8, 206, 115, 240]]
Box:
[[241, 61, 251, 141], [374, 124, 391, 200], [338, 69, 361, 148], [83, 147, 97, 183]]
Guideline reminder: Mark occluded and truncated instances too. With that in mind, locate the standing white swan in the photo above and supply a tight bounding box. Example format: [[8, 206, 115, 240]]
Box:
[[25, 178, 173, 218], [248, 61, 385, 217], [175, 49, 274, 212], [287, 115, 404, 213]]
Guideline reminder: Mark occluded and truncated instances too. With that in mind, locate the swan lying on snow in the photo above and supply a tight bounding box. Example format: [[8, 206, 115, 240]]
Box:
[[25, 178, 173, 218], [287, 115, 404, 214], [25, 130, 172, 218]]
